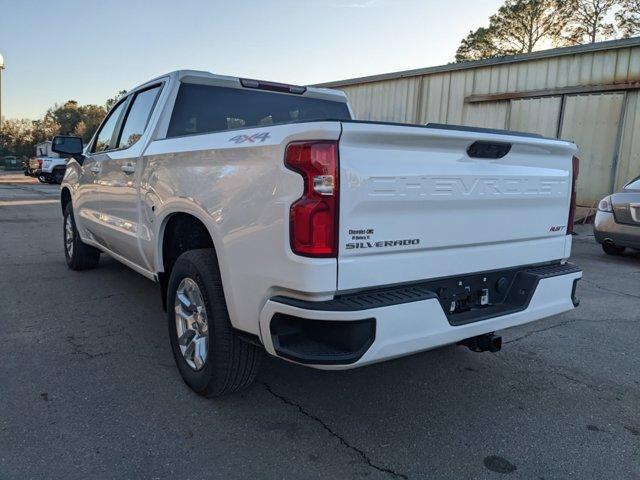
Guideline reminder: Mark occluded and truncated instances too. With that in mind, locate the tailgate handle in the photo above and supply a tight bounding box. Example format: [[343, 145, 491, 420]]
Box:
[[467, 141, 511, 159]]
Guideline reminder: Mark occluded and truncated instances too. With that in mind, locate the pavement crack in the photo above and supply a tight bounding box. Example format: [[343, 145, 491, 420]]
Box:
[[581, 278, 640, 300], [505, 318, 580, 344], [88, 292, 127, 302], [547, 369, 604, 392], [261, 382, 408, 479], [65, 335, 113, 360]]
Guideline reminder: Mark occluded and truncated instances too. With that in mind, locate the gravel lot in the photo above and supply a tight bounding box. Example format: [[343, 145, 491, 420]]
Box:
[[1, 172, 638, 479]]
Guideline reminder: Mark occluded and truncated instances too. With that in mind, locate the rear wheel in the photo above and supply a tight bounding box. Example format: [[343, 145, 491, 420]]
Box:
[[167, 249, 262, 397], [63, 203, 100, 270], [602, 240, 625, 256]]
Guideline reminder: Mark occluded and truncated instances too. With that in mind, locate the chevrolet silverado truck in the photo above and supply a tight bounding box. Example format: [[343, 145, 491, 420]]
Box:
[[53, 70, 582, 397]]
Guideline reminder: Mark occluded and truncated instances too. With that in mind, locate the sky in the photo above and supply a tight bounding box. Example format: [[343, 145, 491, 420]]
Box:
[[0, 0, 504, 119]]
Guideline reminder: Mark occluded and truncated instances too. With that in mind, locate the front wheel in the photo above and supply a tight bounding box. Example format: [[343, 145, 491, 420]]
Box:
[[63, 203, 100, 270], [167, 249, 262, 397]]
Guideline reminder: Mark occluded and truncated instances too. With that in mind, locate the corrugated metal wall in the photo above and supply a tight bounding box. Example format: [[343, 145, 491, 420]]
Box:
[[616, 91, 640, 188], [330, 42, 640, 212]]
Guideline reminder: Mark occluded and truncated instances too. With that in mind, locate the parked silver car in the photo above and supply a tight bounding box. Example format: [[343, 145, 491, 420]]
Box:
[[594, 176, 640, 255]]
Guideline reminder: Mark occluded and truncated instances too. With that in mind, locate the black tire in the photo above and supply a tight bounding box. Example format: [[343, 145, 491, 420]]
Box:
[[167, 249, 262, 397], [602, 241, 625, 256], [37, 176, 47, 184], [52, 168, 65, 184], [63, 203, 100, 270]]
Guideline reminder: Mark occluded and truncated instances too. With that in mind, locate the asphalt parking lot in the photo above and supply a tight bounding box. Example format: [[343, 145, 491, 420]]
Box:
[[0, 172, 638, 480]]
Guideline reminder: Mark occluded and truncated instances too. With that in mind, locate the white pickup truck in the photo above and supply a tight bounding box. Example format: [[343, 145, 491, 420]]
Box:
[[53, 70, 582, 397], [25, 156, 67, 184]]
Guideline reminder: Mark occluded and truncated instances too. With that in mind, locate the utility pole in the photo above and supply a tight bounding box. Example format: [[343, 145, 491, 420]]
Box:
[[0, 53, 4, 133]]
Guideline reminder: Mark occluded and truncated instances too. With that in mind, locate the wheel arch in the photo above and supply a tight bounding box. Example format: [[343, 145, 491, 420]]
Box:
[[156, 210, 225, 311], [60, 187, 72, 213]]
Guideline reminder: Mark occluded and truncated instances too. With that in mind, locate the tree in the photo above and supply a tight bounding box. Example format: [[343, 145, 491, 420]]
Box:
[[1, 89, 123, 158], [46, 100, 82, 135], [0, 119, 36, 158], [563, 0, 617, 44], [456, 0, 573, 62], [490, 0, 572, 54], [31, 116, 61, 145], [44, 100, 107, 143], [77, 104, 107, 143], [616, 0, 640, 37], [456, 27, 502, 62], [73, 120, 87, 139], [105, 90, 127, 111]]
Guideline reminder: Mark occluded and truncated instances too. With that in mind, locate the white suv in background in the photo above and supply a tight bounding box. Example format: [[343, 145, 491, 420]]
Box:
[[25, 156, 67, 184]]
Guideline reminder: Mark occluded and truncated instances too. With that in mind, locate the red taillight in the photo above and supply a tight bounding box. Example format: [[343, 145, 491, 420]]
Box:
[[285, 141, 338, 257], [567, 156, 579, 235], [37, 159, 43, 169]]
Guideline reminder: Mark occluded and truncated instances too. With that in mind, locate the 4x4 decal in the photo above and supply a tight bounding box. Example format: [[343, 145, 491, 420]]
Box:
[[229, 132, 271, 144]]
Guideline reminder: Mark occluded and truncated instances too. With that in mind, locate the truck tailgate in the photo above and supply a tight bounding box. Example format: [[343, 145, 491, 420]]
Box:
[[337, 122, 577, 291]]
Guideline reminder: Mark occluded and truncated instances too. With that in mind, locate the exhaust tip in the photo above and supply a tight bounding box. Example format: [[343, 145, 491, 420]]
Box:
[[459, 333, 502, 353]]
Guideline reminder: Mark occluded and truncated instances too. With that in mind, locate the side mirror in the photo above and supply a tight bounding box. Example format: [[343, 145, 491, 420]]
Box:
[[52, 135, 85, 164]]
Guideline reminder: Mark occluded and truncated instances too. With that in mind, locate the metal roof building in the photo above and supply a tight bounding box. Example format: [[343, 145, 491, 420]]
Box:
[[317, 37, 640, 214]]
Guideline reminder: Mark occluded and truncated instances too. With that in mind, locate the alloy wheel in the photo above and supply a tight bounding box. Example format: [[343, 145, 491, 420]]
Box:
[[64, 214, 74, 258], [174, 277, 209, 370]]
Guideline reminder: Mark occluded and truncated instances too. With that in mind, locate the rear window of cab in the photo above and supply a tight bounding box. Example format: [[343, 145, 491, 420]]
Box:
[[167, 83, 351, 138]]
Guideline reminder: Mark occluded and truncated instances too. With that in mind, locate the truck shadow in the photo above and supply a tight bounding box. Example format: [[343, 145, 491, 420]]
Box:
[[67, 255, 624, 479]]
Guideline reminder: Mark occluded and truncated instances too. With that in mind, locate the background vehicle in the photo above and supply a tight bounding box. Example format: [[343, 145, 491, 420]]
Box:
[[2, 155, 22, 171], [594, 175, 640, 255], [53, 70, 582, 397], [24, 156, 67, 184]]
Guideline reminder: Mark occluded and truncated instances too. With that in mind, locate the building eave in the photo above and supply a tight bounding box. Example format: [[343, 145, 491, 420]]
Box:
[[313, 37, 640, 88]]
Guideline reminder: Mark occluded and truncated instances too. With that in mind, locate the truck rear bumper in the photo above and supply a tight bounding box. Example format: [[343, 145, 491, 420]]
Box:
[[259, 264, 582, 370]]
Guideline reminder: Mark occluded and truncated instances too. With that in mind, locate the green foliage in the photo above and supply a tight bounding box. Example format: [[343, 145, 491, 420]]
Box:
[[491, 0, 572, 54], [77, 104, 109, 143], [456, 27, 501, 62], [0, 116, 64, 158], [105, 90, 127, 111], [0, 119, 38, 158], [0, 90, 123, 158], [456, 0, 624, 62]]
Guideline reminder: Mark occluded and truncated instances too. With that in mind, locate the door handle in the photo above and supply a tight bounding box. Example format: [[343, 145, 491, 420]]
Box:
[[90, 166, 101, 174], [121, 164, 135, 174]]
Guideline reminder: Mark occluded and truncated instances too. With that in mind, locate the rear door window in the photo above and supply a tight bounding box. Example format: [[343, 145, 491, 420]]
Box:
[[167, 83, 351, 138], [117, 85, 162, 148], [92, 101, 127, 153]]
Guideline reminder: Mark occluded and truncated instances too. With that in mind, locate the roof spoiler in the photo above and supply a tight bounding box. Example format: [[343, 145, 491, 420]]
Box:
[[240, 78, 307, 95]]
